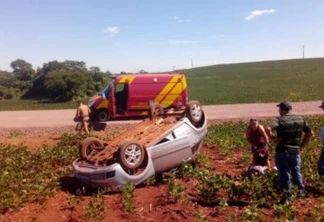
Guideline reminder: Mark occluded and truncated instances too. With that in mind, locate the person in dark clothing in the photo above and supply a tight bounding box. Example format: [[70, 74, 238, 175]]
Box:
[[267, 101, 313, 202]]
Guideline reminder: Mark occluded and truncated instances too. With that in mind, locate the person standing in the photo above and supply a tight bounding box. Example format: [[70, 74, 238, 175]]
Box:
[[267, 101, 313, 201], [318, 100, 324, 176], [246, 118, 270, 171], [74, 99, 91, 134]]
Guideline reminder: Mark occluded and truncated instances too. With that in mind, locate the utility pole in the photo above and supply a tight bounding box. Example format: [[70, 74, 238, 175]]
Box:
[[302, 45, 305, 59], [172, 66, 175, 71], [191, 58, 193, 68]]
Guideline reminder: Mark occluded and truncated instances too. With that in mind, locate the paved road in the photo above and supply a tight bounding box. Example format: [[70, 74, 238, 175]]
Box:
[[0, 101, 322, 129]]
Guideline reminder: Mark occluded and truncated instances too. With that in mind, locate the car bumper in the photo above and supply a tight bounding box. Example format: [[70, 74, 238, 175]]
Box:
[[72, 156, 155, 192]]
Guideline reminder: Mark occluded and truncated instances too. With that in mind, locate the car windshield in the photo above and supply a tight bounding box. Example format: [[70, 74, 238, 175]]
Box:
[[101, 83, 113, 98]]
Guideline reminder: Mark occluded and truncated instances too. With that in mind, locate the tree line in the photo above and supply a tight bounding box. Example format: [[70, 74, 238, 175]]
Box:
[[0, 59, 111, 102]]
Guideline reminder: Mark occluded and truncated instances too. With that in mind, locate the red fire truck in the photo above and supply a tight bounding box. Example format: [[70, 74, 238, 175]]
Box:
[[88, 73, 188, 121]]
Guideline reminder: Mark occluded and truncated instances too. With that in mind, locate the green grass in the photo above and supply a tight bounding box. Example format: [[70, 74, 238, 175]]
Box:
[[0, 99, 87, 111], [182, 58, 324, 104], [1, 58, 324, 110]]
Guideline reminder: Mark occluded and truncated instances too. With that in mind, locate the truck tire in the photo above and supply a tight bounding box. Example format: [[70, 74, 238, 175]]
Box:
[[186, 100, 203, 125], [149, 103, 164, 120], [97, 109, 110, 122], [79, 137, 104, 159], [119, 141, 145, 170]]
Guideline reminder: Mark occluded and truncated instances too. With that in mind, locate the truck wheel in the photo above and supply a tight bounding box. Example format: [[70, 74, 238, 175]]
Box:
[[97, 109, 110, 122], [79, 137, 104, 159], [119, 141, 145, 170], [149, 103, 164, 120], [186, 100, 203, 125]]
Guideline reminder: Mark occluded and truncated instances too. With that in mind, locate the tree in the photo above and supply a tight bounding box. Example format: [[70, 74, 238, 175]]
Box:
[[63, 60, 87, 71], [44, 70, 87, 101], [10, 59, 35, 94], [29, 60, 88, 99], [10, 59, 35, 82], [26, 59, 109, 101], [37, 60, 65, 76], [138, 69, 148, 74], [89, 66, 100, 74], [0, 70, 14, 88]]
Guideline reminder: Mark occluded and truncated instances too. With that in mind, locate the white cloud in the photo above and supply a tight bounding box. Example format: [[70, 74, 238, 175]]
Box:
[[245, 9, 276, 21], [103, 26, 120, 36], [173, 16, 191, 24], [168, 39, 198, 44]]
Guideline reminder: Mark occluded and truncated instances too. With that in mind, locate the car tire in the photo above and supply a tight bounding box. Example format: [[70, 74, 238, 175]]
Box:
[[149, 103, 164, 120], [79, 137, 104, 159], [119, 141, 145, 170], [186, 100, 203, 125], [97, 109, 110, 122]]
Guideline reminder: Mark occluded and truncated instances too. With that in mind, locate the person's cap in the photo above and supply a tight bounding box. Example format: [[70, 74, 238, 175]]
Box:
[[319, 100, 324, 108], [277, 101, 292, 111]]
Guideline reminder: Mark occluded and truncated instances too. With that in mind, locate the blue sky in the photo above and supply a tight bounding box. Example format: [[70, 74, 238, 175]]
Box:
[[0, 0, 323, 73]]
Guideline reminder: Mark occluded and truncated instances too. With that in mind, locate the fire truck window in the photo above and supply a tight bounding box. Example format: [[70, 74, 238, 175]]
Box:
[[115, 84, 128, 113], [115, 84, 124, 93]]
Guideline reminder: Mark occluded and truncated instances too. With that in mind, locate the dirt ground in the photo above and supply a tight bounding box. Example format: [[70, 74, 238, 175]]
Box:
[[0, 123, 323, 222]]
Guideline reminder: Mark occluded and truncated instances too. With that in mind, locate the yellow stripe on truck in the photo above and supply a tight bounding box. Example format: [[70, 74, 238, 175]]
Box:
[[155, 75, 186, 106], [161, 82, 185, 106], [154, 75, 178, 104], [97, 99, 109, 109], [118, 76, 136, 84]]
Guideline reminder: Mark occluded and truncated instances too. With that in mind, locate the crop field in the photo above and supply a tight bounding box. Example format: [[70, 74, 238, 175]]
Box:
[[1, 116, 324, 221], [183, 58, 324, 104]]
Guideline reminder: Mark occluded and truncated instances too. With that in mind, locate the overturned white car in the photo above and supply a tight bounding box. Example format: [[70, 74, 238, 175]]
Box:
[[72, 101, 207, 191]]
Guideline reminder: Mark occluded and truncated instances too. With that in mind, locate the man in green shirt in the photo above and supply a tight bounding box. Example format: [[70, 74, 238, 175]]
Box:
[[267, 101, 313, 202]]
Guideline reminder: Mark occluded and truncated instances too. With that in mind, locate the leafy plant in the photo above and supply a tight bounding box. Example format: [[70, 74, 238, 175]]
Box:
[[273, 202, 297, 221], [85, 191, 106, 222], [194, 210, 209, 222], [164, 176, 187, 203], [121, 182, 135, 213], [242, 205, 258, 221], [0, 133, 82, 213]]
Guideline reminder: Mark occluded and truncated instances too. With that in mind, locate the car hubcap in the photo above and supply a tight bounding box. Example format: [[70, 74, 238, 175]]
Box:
[[192, 104, 202, 120], [124, 144, 142, 166]]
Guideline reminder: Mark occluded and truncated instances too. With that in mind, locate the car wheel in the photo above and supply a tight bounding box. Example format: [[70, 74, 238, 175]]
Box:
[[79, 137, 104, 159], [186, 100, 203, 124], [97, 109, 110, 122], [119, 141, 145, 170], [149, 103, 164, 120]]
